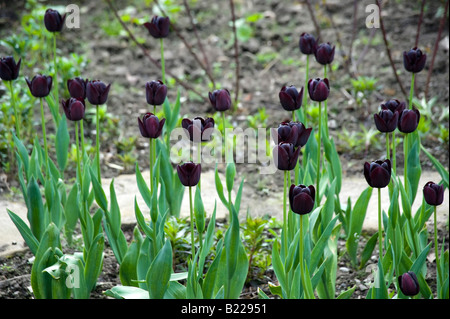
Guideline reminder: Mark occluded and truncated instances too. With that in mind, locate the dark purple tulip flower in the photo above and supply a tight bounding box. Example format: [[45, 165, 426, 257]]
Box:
[[364, 159, 391, 188], [177, 161, 201, 187], [86, 80, 111, 105], [182, 117, 215, 143], [314, 42, 335, 65], [146, 80, 167, 106], [67, 77, 88, 100], [44, 8, 66, 32], [381, 99, 406, 115], [308, 78, 330, 102], [398, 271, 420, 296], [62, 97, 85, 122], [279, 85, 304, 111], [403, 47, 427, 73], [143, 16, 170, 39], [374, 109, 399, 133], [272, 122, 299, 146], [288, 121, 312, 148], [0, 56, 21, 81], [209, 89, 232, 112], [423, 181, 444, 206], [289, 184, 315, 215], [398, 109, 420, 134], [299, 33, 317, 55], [274, 143, 301, 171], [26, 75, 52, 98], [138, 112, 165, 139]]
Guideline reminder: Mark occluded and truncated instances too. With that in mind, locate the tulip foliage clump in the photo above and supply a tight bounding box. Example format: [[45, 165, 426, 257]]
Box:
[[1, 3, 448, 301]]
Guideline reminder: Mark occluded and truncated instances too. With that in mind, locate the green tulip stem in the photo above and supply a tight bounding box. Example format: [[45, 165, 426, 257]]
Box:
[[434, 205, 442, 287], [316, 101, 322, 207], [378, 187, 383, 261], [292, 110, 295, 122], [409, 72, 415, 109], [323, 64, 329, 137], [299, 213, 304, 295], [95, 105, 101, 183], [7, 81, 20, 139], [40, 98, 49, 176], [75, 121, 83, 192], [149, 138, 154, 193], [80, 120, 85, 161], [197, 144, 202, 189], [160, 38, 166, 84], [404, 133, 409, 198], [386, 133, 390, 160], [302, 54, 309, 126], [392, 131, 396, 174], [222, 111, 228, 162], [189, 186, 195, 258], [52, 33, 59, 113], [283, 170, 288, 257]]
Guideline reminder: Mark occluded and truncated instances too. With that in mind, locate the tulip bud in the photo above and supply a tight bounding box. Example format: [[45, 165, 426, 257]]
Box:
[[364, 159, 391, 188], [44, 8, 66, 32], [272, 122, 298, 146], [145, 80, 167, 106], [374, 109, 399, 133], [380, 99, 406, 115], [273, 142, 301, 171], [308, 78, 330, 102], [289, 184, 315, 215], [26, 74, 53, 98], [138, 113, 165, 139], [288, 121, 312, 148], [299, 33, 317, 55], [143, 16, 170, 39], [209, 89, 232, 112], [314, 42, 335, 65], [403, 47, 426, 73], [398, 271, 420, 296], [67, 77, 88, 100], [423, 181, 444, 206], [86, 80, 111, 105], [0, 56, 21, 81], [398, 109, 420, 134], [182, 117, 215, 143], [279, 85, 303, 111], [62, 98, 85, 121], [177, 161, 201, 187]]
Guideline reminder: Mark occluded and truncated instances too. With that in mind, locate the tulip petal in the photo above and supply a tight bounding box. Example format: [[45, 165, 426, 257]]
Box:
[[292, 192, 314, 215]]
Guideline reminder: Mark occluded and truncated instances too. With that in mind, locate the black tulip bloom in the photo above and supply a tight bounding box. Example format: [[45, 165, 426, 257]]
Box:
[[398, 271, 420, 296], [62, 98, 85, 122], [398, 109, 420, 134], [26, 74, 52, 98], [364, 159, 391, 188], [146, 80, 167, 106], [67, 77, 88, 100], [308, 78, 330, 102], [288, 121, 312, 148], [143, 16, 170, 39], [299, 33, 317, 55], [0, 56, 21, 81], [274, 143, 301, 171], [182, 117, 215, 143], [44, 9, 66, 32], [374, 109, 399, 133], [86, 80, 111, 105], [177, 161, 201, 187], [403, 47, 427, 73], [138, 112, 165, 139], [423, 182, 444, 206], [209, 89, 232, 112], [279, 85, 304, 111], [381, 99, 406, 115], [314, 42, 335, 65], [289, 184, 315, 215], [272, 122, 299, 146]]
